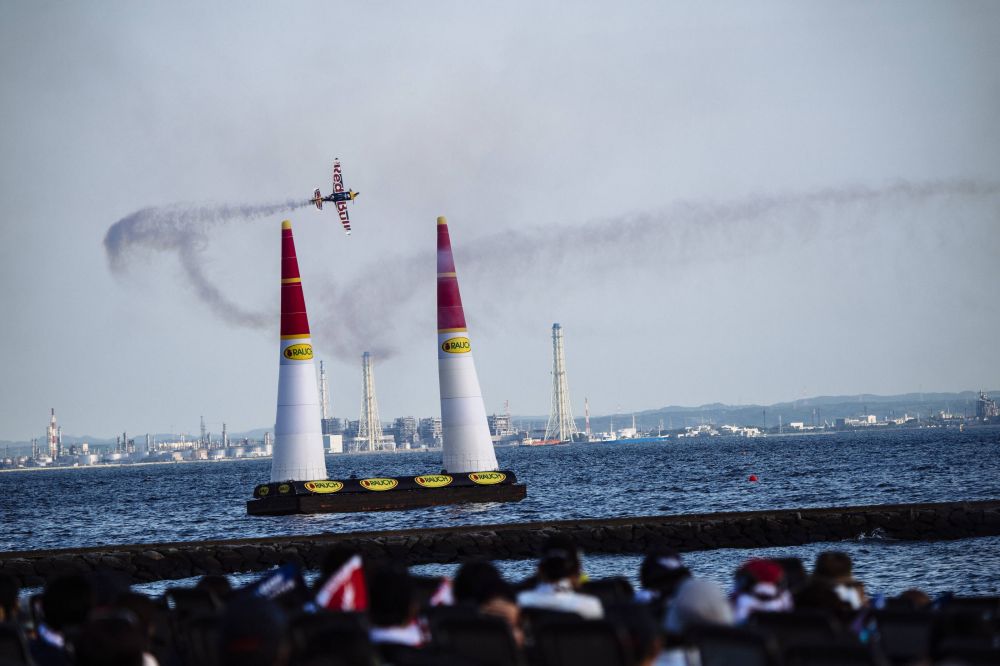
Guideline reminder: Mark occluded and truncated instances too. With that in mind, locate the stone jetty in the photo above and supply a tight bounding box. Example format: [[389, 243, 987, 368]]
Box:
[[2, 500, 998, 587]]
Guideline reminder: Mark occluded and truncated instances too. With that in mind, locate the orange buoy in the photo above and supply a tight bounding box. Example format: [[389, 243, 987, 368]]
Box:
[[748, 474, 758, 482]]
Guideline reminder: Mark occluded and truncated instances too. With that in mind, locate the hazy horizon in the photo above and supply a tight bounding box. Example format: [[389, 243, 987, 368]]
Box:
[[4, 386, 996, 445]]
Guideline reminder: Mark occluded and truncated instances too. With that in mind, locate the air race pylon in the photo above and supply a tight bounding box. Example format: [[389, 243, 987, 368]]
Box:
[[247, 217, 524, 516], [270, 220, 327, 483], [437, 216, 500, 474]]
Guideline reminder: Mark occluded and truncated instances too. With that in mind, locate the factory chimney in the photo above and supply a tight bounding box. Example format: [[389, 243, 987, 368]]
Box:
[[319, 360, 330, 421], [270, 220, 328, 482], [47, 408, 59, 460], [544, 323, 578, 442], [358, 352, 384, 451], [436, 216, 499, 473]]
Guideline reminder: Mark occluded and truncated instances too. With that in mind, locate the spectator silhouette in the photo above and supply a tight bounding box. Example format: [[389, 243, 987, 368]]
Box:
[[731, 558, 793, 622], [0, 573, 18, 624], [368, 563, 424, 648], [774, 556, 808, 594], [219, 596, 290, 666], [115, 592, 162, 666], [664, 578, 734, 634], [636, 550, 691, 623], [196, 574, 233, 602], [517, 535, 603, 619], [30, 573, 95, 666], [813, 551, 867, 610], [75, 615, 145, 666], [453, 559, 523, 646]]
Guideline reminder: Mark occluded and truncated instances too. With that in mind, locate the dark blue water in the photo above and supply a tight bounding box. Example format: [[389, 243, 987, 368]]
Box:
[[3, 428, 999, 595]]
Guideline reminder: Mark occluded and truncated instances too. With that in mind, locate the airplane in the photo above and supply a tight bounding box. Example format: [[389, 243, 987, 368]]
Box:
[[311, 158, 359, 235]]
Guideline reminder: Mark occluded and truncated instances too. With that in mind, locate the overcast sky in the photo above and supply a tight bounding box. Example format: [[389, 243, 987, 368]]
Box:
[[1, 1, 998, 441]]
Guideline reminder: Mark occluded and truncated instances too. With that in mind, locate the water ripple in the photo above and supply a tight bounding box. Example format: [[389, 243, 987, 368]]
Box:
[[2, 427, 998, 594]]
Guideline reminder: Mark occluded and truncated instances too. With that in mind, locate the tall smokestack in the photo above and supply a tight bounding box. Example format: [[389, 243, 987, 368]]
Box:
[[358, 351, 384, 451], [437, 216, 499, 473], [47, 409, 58, 460], [544, 323, 578, 442], [271, 220, 328, 482]]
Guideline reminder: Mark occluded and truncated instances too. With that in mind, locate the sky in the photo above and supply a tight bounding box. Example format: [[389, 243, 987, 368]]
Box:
[[1, 1, 998, 441]]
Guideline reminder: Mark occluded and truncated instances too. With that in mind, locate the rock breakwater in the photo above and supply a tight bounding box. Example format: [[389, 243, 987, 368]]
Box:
[[2, 500, 998, 587]]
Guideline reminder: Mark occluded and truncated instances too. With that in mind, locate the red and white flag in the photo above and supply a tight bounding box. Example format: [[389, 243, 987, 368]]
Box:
[[429, 577, 454, 607], [315, 555, 368, 611]]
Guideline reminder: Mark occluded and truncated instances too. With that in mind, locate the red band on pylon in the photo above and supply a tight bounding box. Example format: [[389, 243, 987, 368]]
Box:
[[437, 221, 467, 331], [281, 223, 311, 337]]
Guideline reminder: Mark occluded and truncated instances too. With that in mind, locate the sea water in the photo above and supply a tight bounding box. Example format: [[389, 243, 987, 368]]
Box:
[[2, 427, 998, 596]]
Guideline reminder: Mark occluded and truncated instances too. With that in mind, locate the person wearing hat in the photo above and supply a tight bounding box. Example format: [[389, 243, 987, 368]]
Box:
[[663, 578, 735, 635], [636, 550, 692, 623], [516, 535, 603, 619], [657, 577, 735, 666], [731, 558, 793, 622]]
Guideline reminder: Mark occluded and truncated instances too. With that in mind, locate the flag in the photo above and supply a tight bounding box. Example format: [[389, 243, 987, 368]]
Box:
[[243, 563, 307, 602], [428, 578, 453, 607], [315, 555, 367, 611]]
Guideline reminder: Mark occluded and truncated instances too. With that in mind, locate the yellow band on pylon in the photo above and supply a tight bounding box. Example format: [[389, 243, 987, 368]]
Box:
[[437, 272, 457, 278], [280, 333, 312, 340], [437, 216, 448, 225], [438, 327, 468, 333], [281, 277, 302, 284]]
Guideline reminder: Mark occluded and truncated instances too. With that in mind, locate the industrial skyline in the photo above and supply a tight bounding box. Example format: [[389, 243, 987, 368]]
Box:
[[8, 386, 998, 470], [14, 384, 1000, 455], [2, 3, 999, 440]]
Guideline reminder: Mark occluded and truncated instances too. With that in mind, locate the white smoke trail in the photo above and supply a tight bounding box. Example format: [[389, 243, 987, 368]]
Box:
[[312, 179, 1000, 359], [103, 181, 1000, 360], [104, 199, 309, 326]]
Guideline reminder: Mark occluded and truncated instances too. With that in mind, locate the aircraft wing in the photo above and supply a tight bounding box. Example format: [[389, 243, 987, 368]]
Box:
[[332, 158, 344, 195], [332, 159, 351, 235], [336, 201, 352, 235]]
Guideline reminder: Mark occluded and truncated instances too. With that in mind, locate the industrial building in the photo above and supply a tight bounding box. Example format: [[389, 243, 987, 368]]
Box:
[[977, 391, 999, 421]]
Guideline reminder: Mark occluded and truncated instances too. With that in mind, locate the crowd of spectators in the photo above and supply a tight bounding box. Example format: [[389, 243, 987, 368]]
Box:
[[0, 537, 997, 665]]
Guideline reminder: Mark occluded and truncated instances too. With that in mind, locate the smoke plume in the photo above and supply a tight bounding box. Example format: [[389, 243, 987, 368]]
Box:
[[312, 179, 1000, 359], [104, 200, 308, 327], [104, 181, 999, 360]]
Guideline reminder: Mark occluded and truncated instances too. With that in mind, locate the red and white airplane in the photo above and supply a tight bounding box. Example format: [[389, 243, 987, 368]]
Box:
[[311, 158, 359, 235]]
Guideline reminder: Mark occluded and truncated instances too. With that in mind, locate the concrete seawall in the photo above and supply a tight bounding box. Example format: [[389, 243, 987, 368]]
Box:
[[2, 500, 998, 587]]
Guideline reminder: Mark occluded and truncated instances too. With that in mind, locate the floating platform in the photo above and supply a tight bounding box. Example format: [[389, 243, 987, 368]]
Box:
[[247, 470, 527, 516]]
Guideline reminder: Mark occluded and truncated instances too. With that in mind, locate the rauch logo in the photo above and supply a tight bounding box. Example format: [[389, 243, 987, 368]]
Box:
[[469, 472, 506, 485], [304, 481, 344, 494], [441, 337, 471, 354], [283, 343, 313, 361], [415, 475, 453, 488], [361, 478, 398, 491]]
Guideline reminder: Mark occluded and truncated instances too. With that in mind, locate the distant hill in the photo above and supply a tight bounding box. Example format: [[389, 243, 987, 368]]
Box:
[[584, 390, 998, 432], [513, 390, 998, 433]]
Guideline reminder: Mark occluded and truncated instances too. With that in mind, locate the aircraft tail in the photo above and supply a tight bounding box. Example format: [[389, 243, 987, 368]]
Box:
[[313, 188, 323, 210]]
